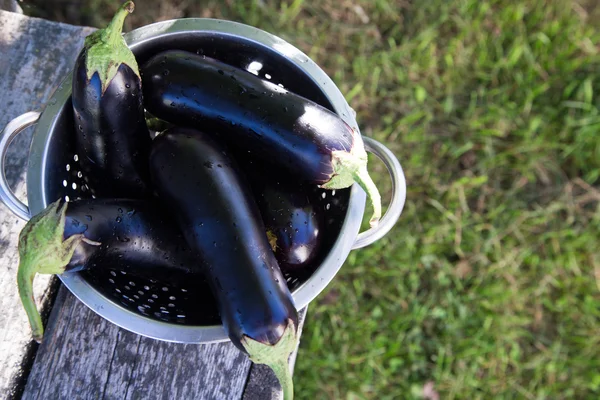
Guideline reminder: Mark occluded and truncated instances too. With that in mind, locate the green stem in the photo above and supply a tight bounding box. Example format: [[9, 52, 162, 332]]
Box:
[[242, 320, 298, 400], [353, 165, 382, 227], [17, 264, 43, 342], [100, 1, 135, 46], [17, 200, 100, 342], [320, 139, 382, 227], [269, 359, 294, 400]]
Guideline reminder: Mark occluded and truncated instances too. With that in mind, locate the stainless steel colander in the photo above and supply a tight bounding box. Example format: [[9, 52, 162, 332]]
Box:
[[0, 19, 406, 344]]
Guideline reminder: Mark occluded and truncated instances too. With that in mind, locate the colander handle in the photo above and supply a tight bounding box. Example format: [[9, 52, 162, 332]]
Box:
[[352, 137, 407, 249], [0, 111, 40, 221]]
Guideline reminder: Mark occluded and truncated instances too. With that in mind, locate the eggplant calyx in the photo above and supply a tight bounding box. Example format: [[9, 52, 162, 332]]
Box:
[[17, 200, 100, 342], [83, 1, 138, 93], [266, 230, 278, 252], [145, 113, 174, 133], [241, 319, 297, 400], [320, 136, 382, 227]]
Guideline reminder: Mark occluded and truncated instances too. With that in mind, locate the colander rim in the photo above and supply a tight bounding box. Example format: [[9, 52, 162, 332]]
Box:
[[27, 18, 366, 344]]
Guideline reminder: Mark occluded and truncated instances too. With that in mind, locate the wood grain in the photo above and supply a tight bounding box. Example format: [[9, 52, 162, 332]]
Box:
[[0, 10, 94, 398], [23, 288, 262, 400], [23, 287, 307, 400]]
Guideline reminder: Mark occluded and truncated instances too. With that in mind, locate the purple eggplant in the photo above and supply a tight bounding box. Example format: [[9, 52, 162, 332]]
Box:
[[249, 176, 324, 273], [141, 50, 381, 226], [149, 127, 298, 399], [72, 1, 151, 197], [17, 199, 201, 342]]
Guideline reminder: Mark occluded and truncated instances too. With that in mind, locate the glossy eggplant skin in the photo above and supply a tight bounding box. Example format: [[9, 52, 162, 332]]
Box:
[[72, 60, 152, 197], [63, 198, 199, 279], [249, 175, 323, 273], [141, 50, 355, 185], [149, 127, 297, 351]]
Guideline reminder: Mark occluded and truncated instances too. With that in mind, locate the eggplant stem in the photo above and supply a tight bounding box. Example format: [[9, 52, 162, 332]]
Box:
[[352, 165, 382, 227], [83, 1, 139, 92], [17, 264, 43, 342], [267, 357, 294, 400], [17, 200, 100, 342], [241, 320, 297, 400], [320, 141, 382, 227], [100, 1, 134, 45]]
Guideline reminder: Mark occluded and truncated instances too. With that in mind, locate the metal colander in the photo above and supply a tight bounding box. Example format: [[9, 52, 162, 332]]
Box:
[[0, 19, 406, 344]]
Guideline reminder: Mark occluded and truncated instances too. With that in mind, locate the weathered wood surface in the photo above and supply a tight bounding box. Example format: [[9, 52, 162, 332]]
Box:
[[1, 10, 306, 399], [24, 286, 307, 400], [23, 287, 250, 400], [0, 10, 94, 398]]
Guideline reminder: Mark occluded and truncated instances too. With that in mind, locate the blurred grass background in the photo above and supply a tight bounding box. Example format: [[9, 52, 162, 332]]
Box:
[[18, 0, 600, 398]]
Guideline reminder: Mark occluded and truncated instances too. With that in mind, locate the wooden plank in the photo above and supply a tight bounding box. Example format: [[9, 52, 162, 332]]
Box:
[[22, 287, 307, 400], [0, 10, 94, 398], [23, 287, 258, 400], [23, 287, 305, 400], [23, 285, 307, 399]]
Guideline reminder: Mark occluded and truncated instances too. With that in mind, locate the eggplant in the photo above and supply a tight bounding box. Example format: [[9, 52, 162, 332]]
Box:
[[72, 1, 151, 197], [250, 176, 324, 273], [141, 50, 382, 226], [17, 199, 201, 342], [149, 127, 298, 399]]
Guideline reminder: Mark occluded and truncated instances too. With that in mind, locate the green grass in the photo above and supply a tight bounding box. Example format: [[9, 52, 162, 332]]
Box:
[[24, 0, 600, 398]]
